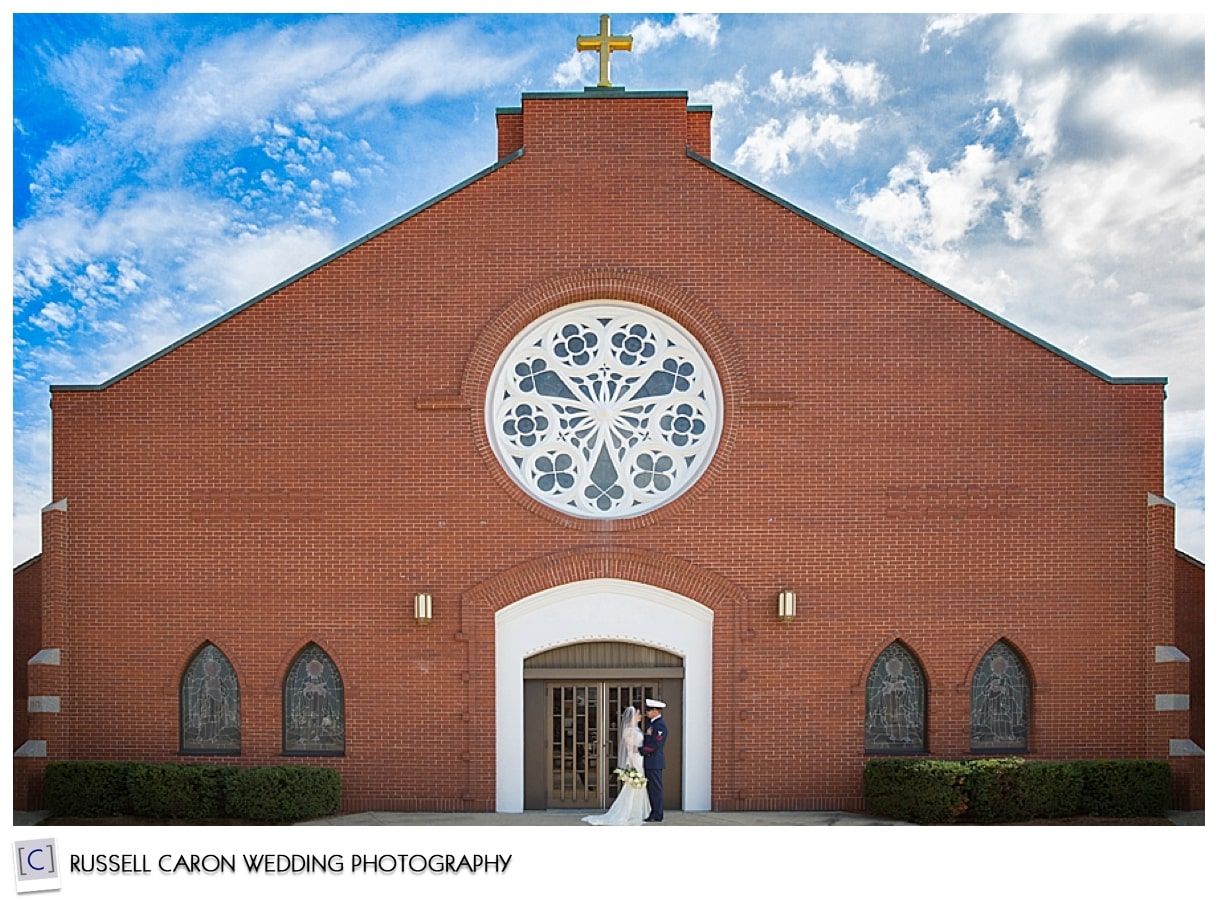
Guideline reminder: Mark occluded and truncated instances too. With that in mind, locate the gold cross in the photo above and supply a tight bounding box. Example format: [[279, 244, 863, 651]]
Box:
[[577, 14, 633, 88]]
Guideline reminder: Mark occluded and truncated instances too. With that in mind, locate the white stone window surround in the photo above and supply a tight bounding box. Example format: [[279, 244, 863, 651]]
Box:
[[485, 301, 723, 519]]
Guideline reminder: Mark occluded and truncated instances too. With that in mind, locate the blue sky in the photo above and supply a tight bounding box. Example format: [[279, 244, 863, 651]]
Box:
[[9, 12, 1206, 565]]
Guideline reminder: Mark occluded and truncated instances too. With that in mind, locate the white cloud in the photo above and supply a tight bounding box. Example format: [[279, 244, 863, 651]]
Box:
[[767, 49, 885, 106], [691, 68, 748, 111], [850, 144, 1001, 264], [183, 224, 336, 312], [734, 112, 866, 177], [32, 302, 77, 331], [1165, 407, 1204, 559], [552, 51, 590, 89], [306, 26, 529, 112], [150, 37, 351, 148], [109, 45, 145, 67], [631, 13, 719, 54], [920, 14, 987, 53], [1000, 175, 1036, 242], [991, 69, 1069, 157], [11, 423, 52, 566], [46, 39, 145, 120]]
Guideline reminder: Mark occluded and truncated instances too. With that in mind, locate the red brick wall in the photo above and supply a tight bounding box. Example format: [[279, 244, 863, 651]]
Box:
[[687, 107, 711, 156], [28, 91, 1181, 812], [1175, 552, 1204, 745], [496, 108, 522, 159], [11, 556, 41, 750]]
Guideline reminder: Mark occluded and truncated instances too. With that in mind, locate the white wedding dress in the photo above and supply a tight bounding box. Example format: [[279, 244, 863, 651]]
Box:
[[582, 724, 651, 826]]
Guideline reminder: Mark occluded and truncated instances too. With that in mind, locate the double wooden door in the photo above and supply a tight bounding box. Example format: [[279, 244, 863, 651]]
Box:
[[546, 682, 656, 808], [522, 640, 683, 810]]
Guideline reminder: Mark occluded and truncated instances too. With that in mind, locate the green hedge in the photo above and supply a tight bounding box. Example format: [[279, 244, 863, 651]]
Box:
[[862, 758, 970, 824], [45, 761, 340, 822], [226, 765, 342, 822], [1012, 761, 1084, 820], [961, 757, 1023, 823], [45, 761, 132, 818], [864, 757, 1170, 824], [1073, 759, 1171, 817], [127, 763, 236, 819]]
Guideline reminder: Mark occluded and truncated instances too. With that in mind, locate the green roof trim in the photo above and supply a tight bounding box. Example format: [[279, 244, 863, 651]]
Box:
[[518, 90, 690, 101]]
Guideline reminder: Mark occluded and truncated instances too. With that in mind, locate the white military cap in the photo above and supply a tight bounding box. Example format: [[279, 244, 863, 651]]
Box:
[[645, 699, 666, 708]]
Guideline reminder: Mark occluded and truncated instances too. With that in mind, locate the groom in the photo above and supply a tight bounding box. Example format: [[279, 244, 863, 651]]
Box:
[[640, 698, 668, 822]]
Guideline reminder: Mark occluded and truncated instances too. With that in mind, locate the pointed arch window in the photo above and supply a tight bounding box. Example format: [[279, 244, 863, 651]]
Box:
[[865, 642, 927, 753], [283, 643, 345, 755], [180, 643, 240, 754], [970, 641, 1029, 753]]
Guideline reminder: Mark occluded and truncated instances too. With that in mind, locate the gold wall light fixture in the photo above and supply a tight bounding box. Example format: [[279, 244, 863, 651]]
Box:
[[414, 592, 433, 624], [777, 589, 797, 622]]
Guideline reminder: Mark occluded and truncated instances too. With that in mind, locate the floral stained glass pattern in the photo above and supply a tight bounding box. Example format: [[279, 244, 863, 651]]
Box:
[[970, 642, 1029, 752], [283, 644, 344, 755], [487, 303, 722, 519], [865, 643, 927, 753], [180, 643, 240, 754]]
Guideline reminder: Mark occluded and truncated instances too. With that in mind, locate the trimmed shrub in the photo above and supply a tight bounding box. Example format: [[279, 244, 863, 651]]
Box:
[[127, 764, 234, 819], [864, 757, 1167, 823], [863, 758, 970, 824], [45, 761, 133, 817], [1016, 761, 1082, 820], [962, 756, 1025, 823], [44, 760, 341, 822], [226, 766, 341, 822], [1075, 760, 1171, 817]]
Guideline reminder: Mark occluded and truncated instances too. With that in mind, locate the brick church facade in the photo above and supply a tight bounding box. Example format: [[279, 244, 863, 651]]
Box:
[[13, 87, 1204, 812]]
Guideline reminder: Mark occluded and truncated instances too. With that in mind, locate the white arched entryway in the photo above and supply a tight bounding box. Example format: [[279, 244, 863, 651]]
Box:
[[495, 578, 713, 812]]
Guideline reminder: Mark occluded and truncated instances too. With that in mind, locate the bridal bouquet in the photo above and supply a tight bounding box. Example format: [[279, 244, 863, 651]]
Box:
[[613, 766, 647, 789]]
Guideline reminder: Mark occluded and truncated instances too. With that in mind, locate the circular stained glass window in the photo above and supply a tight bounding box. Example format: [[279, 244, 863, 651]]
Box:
[[486, 302, 722, 519]]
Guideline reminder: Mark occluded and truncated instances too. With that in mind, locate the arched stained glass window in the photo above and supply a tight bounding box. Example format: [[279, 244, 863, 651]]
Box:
[[865, 643, 927, 753], [180, 643, 240, 754], [283, 643, 345, 756], [486, 302, 722, 519], [970, 641, 1029, 753]]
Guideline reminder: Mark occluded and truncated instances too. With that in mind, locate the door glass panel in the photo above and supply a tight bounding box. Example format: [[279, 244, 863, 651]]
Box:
[[549, 684, 599, 807], [548, 681, 656, 808]]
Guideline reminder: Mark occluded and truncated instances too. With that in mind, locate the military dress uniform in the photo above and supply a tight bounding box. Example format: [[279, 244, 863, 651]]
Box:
[[640, 701, 668, 821]]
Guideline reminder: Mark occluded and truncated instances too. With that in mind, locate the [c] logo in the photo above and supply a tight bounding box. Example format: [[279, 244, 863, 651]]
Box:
[[11, 839, 61, 893]]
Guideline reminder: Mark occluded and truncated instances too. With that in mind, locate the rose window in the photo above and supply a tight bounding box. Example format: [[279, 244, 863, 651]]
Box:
[[486, 302, 722, 519]]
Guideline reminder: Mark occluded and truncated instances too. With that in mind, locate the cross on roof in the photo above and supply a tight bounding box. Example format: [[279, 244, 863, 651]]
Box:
[[576, 14, 633, 88]]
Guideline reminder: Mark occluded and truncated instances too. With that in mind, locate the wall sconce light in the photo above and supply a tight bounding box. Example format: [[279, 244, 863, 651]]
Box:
[[414, 592, 433, 624], [777, 589, 797, 622]]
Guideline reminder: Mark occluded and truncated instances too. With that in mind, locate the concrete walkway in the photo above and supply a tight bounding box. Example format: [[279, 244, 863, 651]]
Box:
[[14, 808, 1204, 826], [294, 809, 914, 826]]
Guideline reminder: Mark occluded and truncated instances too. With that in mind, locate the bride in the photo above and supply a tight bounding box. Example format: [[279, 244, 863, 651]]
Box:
[[582, 706, 651, 826]]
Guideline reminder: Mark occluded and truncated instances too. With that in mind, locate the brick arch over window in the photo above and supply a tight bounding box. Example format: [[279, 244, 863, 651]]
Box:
[[179, 641, 241, 755], [464, 268, 747, 531], [863, 641, 928, 754], [969, 640, 1031, 753], [282, 642, 345, 757]]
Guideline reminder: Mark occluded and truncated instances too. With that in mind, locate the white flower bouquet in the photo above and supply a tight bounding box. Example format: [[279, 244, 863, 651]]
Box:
[[613, 766, 647, 789]]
